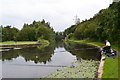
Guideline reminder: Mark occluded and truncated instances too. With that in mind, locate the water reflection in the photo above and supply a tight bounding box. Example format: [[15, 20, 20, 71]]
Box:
[[64, 42, 101, 61], [2, 42, 100, 64], [2, 43, 55, 64], [55, 41, 65, 48]]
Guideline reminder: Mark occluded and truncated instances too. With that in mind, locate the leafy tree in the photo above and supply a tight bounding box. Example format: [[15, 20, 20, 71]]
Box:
[[1, 26, 19, 41], [11, 27, 19, 41], [55, 32, 64, 41], [0, 26, 2, 41], [16, 20, 55, 42], [17, 26, 36, 41], [36, 26, 53, 41]]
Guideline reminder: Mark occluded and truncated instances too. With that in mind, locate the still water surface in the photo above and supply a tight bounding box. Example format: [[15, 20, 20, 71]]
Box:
[[1, 42, 100, 78]]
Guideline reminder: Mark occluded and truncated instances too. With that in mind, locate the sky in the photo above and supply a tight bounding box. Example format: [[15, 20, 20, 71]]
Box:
[[0, 0, 112, 32]]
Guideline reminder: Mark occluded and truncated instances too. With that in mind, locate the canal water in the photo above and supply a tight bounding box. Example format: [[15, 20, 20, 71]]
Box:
[[1, 42, 100, 78]]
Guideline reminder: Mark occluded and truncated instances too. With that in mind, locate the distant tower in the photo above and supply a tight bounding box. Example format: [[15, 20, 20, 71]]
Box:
[[74, 15, 80, 25]]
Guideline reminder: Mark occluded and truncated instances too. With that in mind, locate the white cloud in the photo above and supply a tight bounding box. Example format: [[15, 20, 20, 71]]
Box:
[[0, 0, 112, 31]]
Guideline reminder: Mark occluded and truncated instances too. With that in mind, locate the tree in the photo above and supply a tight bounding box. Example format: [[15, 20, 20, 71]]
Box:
[[0, 26, 2, 41], [1, 19, 55, 42], [2, 26, 13, 41], [12, 27, 19, 42], [36, 26, 54, 42], [17, 26, 36, 41]]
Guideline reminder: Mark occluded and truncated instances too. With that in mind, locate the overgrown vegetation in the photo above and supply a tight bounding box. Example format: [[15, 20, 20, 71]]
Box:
[[64, 2, 120, 45], [46, 59, 98, 78]]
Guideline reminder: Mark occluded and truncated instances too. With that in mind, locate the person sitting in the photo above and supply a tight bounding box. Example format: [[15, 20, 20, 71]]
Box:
[[102, 40, 111, 53]]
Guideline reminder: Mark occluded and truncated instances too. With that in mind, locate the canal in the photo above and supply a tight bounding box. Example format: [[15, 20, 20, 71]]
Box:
[[1, 42, 100, 78]]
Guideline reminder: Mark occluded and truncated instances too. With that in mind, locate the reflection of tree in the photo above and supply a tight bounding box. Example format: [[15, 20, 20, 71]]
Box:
[[2, 43, 55, 64], [64, 42, 100, 61], [2, 49, 19, 61], [20, 43, 55, 64], [55, 41, 64, 48]]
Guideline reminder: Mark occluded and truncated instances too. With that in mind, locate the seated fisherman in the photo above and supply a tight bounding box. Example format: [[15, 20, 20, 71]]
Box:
[[103, 40, 111, 53]]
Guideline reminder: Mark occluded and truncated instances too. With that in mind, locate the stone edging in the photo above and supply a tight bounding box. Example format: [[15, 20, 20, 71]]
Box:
[[97, 52, 105, 79]]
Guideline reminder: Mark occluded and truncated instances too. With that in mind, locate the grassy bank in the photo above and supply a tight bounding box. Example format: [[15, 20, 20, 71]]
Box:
[[0, 40, 50, 45], [65, 39, 119, 78], [65, 39, 104, 48], [0, 41, 37, 45], [0, 40, 50, 49], [37, 39, 50, 49]]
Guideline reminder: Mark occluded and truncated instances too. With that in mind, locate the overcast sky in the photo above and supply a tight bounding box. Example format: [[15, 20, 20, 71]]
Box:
[[0, 0, 112, 32]]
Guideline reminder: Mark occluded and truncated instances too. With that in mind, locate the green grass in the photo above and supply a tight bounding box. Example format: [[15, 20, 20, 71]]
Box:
[[118, 55, 120, 80], [0, 41, 37, 45], [37, 39, 50, 49], [102, 55, 118, 78], [65, 39, 104, 47], [65, 39, 119, 78]]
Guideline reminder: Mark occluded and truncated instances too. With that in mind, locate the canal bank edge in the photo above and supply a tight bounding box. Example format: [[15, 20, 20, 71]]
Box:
[[65, 39, 119, 79], [0, 43, 41, 49], [97, 52, 105, 79], [65, 39, 104, 79], [0, 40, 50, 49]]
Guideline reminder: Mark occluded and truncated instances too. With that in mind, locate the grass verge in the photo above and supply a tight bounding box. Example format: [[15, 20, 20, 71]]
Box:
[[0, 41, 37, 45], [37, 39, 50, 49]]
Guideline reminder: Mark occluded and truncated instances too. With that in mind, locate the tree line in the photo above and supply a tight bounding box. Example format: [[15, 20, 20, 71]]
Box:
[[1, 20, 55, 42], [1, 2, 120, 44], [64, 2, 120, 44]]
